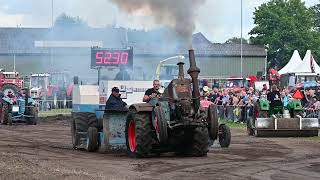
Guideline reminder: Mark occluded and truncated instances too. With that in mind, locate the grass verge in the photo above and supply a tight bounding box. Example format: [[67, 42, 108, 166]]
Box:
[[38, 109, 71, 117], [219, 119, 246, 129]]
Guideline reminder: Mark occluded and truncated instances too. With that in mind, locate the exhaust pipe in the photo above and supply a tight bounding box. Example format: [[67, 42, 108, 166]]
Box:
[[187, 49, 200, 111], [177, 62, 185, 80]]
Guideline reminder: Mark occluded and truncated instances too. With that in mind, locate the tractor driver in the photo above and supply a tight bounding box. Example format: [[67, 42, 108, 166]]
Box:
[[19, 89, 26, 97], [7, 91, 14, 98], [143, 80, 162, 103], [267, 85, 283, 115], [105, 87, 127, 110]]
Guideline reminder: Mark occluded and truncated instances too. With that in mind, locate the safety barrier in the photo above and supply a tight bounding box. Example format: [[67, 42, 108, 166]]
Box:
[[206, 104, 320, 123], [202, 104, 254, 123], [303, 108, 320, 119], [35, 100, 72, 116]]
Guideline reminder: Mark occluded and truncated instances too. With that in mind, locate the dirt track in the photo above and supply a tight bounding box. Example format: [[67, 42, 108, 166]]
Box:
[[0, 116, 319, 180]]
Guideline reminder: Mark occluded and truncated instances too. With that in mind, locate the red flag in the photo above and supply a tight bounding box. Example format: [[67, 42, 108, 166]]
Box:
[[292, 89, 303, 99]]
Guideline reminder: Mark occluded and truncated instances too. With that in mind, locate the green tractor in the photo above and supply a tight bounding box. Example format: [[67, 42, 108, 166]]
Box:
[[247, 96, 318, 137], [126, 50, 231, 157]]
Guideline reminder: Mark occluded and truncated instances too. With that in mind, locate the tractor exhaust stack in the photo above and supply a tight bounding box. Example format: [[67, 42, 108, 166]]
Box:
[[187, 49, 200, 111], [177, 62, 185, 80]]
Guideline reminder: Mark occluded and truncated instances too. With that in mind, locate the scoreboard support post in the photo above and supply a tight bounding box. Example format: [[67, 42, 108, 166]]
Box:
[[97, 67, 101, 85]]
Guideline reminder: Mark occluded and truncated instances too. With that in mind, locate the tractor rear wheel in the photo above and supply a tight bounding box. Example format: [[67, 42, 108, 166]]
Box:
[[7, 113, 12, 126], [74, 112, 89, 132], [87, 127, 98, 152], [71, 118, 79, 149], [1, 84, 19, 96], [189, 126, 209, 156], [153, 106, 168, 144], [2, 102, 12, 125], [219, 124, 231, 148], [125, 112, 154, 158], [72, 112, 91, 149], [88, 113, 102, 131]]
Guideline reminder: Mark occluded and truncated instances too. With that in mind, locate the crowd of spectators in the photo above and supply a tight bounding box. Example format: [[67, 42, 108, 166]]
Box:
[[199, 84, 320, 123]]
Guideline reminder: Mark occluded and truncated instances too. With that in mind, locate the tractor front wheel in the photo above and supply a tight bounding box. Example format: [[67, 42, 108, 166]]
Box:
[[219, 124, 231, 148], [189, 126, 209, 157], [86, 127, 98, 152], [27, 107, 38, 125], [207, 104, 219, 141]]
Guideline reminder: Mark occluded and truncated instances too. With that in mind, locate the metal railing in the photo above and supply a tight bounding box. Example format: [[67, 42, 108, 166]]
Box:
[[303, 108, 320, 119], [208, 104, 320, 123], [201, 103, 254, 123]]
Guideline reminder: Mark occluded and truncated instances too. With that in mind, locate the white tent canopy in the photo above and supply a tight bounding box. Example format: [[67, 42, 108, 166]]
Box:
[[292, 50, 320, 74], [278, 50, 302, 74]]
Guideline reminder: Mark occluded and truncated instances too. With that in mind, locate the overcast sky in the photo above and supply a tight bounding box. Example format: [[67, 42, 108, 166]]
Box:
[[0, 0, 318, 43]]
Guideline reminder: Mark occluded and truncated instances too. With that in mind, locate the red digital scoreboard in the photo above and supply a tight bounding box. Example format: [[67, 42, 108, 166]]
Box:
[[91, 47, 133, 69]]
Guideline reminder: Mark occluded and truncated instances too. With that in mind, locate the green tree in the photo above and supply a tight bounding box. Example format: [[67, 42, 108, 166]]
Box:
[[311, 2, 320, 31], [225, 37, 249, 44], [54, 13, 88, 28], [249, 0, 318, 69]]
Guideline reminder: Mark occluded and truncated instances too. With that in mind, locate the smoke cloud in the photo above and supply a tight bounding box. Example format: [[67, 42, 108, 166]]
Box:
[[110, 0, 206, 46]]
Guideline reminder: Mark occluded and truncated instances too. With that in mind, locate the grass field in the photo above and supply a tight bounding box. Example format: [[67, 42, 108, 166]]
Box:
[[219, 119, 247, 129], [38, 109, 71, 117]]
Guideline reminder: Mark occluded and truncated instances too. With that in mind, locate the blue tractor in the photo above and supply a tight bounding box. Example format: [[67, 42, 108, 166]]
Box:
[[0, 89, 38, 125]]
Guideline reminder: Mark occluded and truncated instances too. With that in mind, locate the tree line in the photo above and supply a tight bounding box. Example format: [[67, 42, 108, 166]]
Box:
[[248, 0, 320, 69]]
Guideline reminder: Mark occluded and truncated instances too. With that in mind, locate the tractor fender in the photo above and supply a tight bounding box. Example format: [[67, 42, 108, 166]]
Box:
[[129, 103, 153, 113], [2, 97, 13, 104]]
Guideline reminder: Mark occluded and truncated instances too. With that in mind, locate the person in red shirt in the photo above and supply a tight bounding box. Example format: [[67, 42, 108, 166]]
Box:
[[200, 96, 213, 110]]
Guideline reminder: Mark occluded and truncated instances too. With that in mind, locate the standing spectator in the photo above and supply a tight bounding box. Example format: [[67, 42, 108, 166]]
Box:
[[209, 87, 219, 102], [282, 88, 292, 108], [238, 91, 249, 124], [313, 96, 320, 110], [262, 84, 268, 91], [202, 86, 211, 97], [226, 92, 235, 121], [247, 87, 254, 95], [215, 91, 224, 119], [247, 93, 255, 118], [200, 96, 214, 110], [222, 90, 230, 118], [267, 85, 283, 115]]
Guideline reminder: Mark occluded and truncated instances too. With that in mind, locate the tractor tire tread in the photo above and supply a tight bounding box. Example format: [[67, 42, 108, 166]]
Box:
[[208, 104, 219, 140], [87, 127, 98, 152], [219, 124, 231, 148], [2, 103, 10, 125], [189, 126, 209, 157], [126, 112, 154, 158], [71, 118, 78, 149], [74, 112, 91, 132]]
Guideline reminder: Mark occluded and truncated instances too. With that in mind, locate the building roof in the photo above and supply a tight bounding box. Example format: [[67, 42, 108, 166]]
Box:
[[0, 27, 266, 57]]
